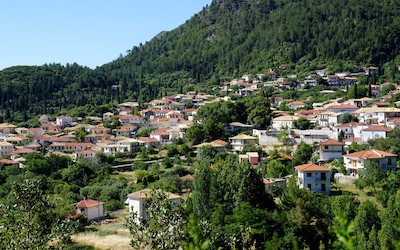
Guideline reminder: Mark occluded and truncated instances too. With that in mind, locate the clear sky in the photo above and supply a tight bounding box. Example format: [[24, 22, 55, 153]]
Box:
[[0, 0, 212, 70]]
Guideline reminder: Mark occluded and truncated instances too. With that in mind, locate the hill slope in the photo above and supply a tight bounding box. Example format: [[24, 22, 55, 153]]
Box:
[[103, 0, 400, 80], [0, 0, 400, 123]]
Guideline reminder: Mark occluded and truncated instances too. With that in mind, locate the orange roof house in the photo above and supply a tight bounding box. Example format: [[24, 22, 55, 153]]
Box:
[[75, 199, 105, 221], [295, 164, 331, 194], [319, 139, 345, 161], [343, 149, 397, 176]]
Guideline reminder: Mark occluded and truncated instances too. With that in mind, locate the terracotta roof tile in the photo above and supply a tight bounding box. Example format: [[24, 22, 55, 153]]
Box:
[[320, 139, 345, 146], [344, 149, 397, 159], [295, 163, 330, 172], [76, 199, 105, 208], [363, 125, 393, 132]]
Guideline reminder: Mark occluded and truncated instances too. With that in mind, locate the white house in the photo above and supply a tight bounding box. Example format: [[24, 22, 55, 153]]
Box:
[[295, 164, 331, 194], [287, 101, 306, 110], [125, 188, 182, 223], [229, 134, 257, 151], [352, 107, 400, 125], [316, 111, 341, 127], [387, 118, 400, 129], [118, 115, 142, 125], [334, 122, 369, 141], [97, 143, 130, 155], [74, 149, 97, 160], [342, 149, 397, 177], [75, 199, 105, 221], [272, 115, 299, 130], [319, 139, 344, 161], [150, 128, 173, 143], [56, 116, 72, 126], [360, 125, 393, 143]]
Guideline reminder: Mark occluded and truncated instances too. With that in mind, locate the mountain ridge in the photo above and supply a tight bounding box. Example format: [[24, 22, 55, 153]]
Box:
[[0, 0, 399, 123]]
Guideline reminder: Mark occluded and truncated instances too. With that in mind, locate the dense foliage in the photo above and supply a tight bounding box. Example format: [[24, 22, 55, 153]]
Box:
[[1, 0, 400, 123]]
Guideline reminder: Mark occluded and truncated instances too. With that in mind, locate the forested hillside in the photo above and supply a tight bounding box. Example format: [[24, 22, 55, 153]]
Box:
[[1, 0, 400, 123]]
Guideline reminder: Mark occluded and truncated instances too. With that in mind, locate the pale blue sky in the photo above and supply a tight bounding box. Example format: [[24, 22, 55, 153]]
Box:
[[0, 1, 212, 70]]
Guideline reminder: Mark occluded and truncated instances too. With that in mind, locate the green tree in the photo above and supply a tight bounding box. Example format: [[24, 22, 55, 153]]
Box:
[[354, 201, 381, 236], [0, 179, 54, 249], [332, 210, 355, 250], [293, 141, 314, 166], [277, 131, 290, 145], [347, 84, 368, 99], [185, 124, 205, 145], [293, 117, 311, 130], [197, 146, 218, 159], [339, 113, 357, 124], [74, 126, 89, 142], [192, 161, 212, 219], [128, 190, 187, 250], [181, 214, 210, 250], [265, 159, 289, 178], [354, 161, 383, 192]]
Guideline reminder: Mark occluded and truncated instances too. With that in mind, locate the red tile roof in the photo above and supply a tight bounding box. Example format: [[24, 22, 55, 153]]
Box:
[[76, 199, 105, 208], [277, 152, 293, 160], [329, 104, 359, 109], [363, 125, 393, 132], [344, 137, 361, 142], [320, 139, 345, 146], [11, 148, 35, 155], [344, 149, 397, 159], [179, 174, 195, 180], [0, 159, 19, 165], [388, 118, 400, 124], [336, 122, 367, 128], [138, 137, 159, 143], [211, 139, 227, 146], [295, 164, 331, 172]]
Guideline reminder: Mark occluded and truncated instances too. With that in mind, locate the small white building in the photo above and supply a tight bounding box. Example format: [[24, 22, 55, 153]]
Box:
[[316, 111, 341, 127], [272, 115, 299, 130], [229, 134, 257, 151], [287, 101, 306, 110], [75, 199, 105, 221], [342, 149, 397, 177], [319, 139, 344, 161], [74, 149, 97, 160], [118, 115, 142, 125], [125, 188, 182, 223], [334, 122, 369, 141], [360, 125, 393, 143], [295, 164, 331, 194], [56, 116, 73, 126], [150, 128, 173, 143]]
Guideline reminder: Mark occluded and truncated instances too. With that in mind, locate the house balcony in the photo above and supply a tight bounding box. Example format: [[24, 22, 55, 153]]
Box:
[[320, 150, 343, 153]]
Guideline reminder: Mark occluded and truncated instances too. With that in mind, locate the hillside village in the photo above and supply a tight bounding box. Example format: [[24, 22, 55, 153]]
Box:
[[2, 66, 400, 249], [0, 65, 399, 198]]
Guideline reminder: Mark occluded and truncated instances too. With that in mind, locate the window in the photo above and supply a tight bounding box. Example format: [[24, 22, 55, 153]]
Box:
[[307, 173, 312, 177], [352, 160, 357, 167], [307, 184, 312, 190], [388, 158, 392, 165], [321, 184, 326, 191], [324, 146, 329, 150], [321, 173, 326, 181]]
